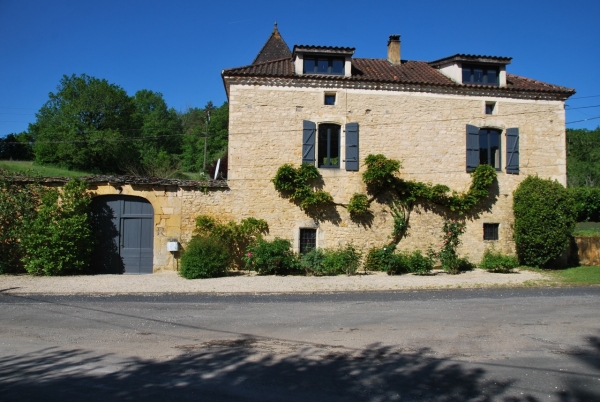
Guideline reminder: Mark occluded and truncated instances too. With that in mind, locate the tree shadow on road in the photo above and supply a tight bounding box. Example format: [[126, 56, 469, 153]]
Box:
[[0, 341, 543, 402]]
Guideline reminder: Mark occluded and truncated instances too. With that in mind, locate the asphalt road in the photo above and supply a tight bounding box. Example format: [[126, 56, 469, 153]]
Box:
[[1, 288, 599, 401]]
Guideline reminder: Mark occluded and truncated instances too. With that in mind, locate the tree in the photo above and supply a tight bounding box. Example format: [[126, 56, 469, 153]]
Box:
[[0, 132, 34, 160], [567, 127, 600, 187], [29, 74, 136, 173], [180, 101, 229, 173]]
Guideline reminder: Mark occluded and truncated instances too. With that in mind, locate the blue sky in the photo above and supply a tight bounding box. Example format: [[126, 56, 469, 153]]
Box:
[[1, 0, 599, 137]]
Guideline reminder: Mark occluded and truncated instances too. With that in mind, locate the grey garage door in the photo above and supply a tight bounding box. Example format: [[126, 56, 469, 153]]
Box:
[[90, 196, 154, 274]]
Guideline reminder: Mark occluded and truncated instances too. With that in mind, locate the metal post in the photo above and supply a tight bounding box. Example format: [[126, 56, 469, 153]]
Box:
[[203, 111, 210, 173]]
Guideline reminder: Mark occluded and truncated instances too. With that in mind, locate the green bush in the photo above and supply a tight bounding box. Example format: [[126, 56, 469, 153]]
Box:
[[300, 248, 325, 275], [513, 176, 576, 267], [479, 249, 519, 273], [0, 170, 42, 274], [180, 236, 229, 279], [21, 179, 94, 276], [320, 245, 362, 276], [364, 244, 406, 274], [569, 187, 600, 222], [405, 250, 434, 275], [193, 215, 268, 269], [244, 238, 300, 275]]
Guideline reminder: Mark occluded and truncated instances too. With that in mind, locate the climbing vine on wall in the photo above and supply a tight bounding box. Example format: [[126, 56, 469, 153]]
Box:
[[272, 155, 497, 244]]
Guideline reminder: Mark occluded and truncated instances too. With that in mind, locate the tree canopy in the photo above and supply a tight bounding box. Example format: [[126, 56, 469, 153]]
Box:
[[567, 126, 600, 187]]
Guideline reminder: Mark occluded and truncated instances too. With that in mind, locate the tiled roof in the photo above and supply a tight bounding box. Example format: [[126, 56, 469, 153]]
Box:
[[223, 56, 574, 96], [429, 54, 512, 67], [252, 23, 292, 65], [293, 45, 355, 55]]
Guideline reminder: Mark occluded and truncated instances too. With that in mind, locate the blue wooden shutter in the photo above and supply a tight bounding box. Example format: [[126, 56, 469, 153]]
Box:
[[345, 122, 359, 171], [506, 128, 520, 174], [466, 124, 480, 172], [302, 120, 316, 165]]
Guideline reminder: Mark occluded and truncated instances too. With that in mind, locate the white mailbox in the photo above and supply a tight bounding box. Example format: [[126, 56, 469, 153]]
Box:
[[167, 241, 179, 252]]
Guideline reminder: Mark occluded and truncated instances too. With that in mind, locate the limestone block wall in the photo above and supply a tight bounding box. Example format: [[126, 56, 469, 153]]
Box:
[[227, 84, 567, 262]]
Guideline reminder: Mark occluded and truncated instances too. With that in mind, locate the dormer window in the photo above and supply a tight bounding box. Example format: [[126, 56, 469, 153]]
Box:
[[303, 57, 345, 75], [462, 64, 499, 86]]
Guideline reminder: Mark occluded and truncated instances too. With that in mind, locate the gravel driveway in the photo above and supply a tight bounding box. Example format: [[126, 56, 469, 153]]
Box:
[[0, 269, 549, 295]]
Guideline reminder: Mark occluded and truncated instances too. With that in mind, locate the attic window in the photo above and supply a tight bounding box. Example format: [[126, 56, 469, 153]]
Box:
[[462, 64, 499, 86], [304, 57, 345, 75]]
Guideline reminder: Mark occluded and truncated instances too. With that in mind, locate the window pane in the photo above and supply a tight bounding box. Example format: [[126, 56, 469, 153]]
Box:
[[318, 127, 328, 167], [330, 126, 340, 167], [462, 67, 472, 83], [487, 69, 498, 85], [303, 59, 315, 74], [318, 59, 329, 73], [332, 59, 344, 74], [485, 103, 494, 115], [479, 130, 489, 165], [483, 223, 499, 240], [300, 229, 317, 254], [473, 68, 484, 83], [324, 94, 336, 105], [489, 131, 500, 169]]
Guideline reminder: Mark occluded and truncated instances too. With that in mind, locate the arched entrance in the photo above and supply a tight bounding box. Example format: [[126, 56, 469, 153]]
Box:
[[90, 195, 154, 274]]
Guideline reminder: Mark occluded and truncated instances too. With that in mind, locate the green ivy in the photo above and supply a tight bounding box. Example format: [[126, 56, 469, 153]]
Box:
[[272, 163, 334, 210]]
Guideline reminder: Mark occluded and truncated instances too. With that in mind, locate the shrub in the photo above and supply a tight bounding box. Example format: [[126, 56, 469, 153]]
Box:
[[513, 176, 576, 267], [244, 238, 300, 275], [21, 179, 93, 276], [180, 236, 229, 279], [431, 220, 467, 274], [405, 250, 434, 275], [300, 248, 325, 275], [364, 244, 406, 274], [479, 249, 519, 273], [193, 215, 268, 269], [320, 244, 362, 276], [0, 170, 42, 274]]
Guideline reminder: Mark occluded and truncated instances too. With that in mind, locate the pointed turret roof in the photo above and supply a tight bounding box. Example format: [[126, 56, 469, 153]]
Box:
[[252, 23, 292, 65]]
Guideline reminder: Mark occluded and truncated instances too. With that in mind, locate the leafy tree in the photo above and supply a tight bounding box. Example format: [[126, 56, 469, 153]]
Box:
[[0, 132, 34, 160], [128, 90, 182, 176], [29, 74, 136, 173], [567, 127, 600, 187], [181, 101, 228, 173]]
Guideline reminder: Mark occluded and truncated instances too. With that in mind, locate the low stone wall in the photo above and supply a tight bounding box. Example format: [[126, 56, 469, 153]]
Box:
[[573, 237, 600, 266]]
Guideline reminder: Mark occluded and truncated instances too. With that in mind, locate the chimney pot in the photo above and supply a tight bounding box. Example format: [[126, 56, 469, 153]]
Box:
[[387, 35, 401, 65]]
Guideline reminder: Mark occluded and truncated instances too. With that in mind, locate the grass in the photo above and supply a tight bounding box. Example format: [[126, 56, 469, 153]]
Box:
[[547, 266, 600, 285], [0, 160, 91, 178]]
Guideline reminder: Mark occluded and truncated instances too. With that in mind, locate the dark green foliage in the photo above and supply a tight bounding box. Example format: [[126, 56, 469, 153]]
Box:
[[0, 132, 34, 160], [569, 187, 600, 222], [179, 236, 229, 279], [479, 249, 519, 273], [390, 200, 408, 242], [0, 170, 42, 273], [566, 127, 600, 187], [362, 154, 402, 192], [30, 74, 137, 173], [300, 248, 326, 274], [193, 215, 268, 269], [272, 163, 334, 210], [244, 238, 300, 275], [180, 102, 229, 173], [21, 179, 94, 276], [347, 193, 369, 216], [513, 176, 576, 267], [364, 245, 433, 275], [321, 245, 362, 276]]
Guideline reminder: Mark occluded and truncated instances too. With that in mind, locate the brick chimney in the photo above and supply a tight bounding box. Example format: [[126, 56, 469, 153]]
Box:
[[387, 35, 401, 65]]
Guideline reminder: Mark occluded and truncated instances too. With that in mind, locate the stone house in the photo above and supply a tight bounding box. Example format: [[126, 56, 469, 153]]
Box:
[[88, 25, 574, 273]]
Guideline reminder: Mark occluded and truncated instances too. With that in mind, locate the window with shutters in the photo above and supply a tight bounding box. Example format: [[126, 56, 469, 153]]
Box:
[[303, 120, 359, 171], [466, 125, 518, 173], [318, 124, 340, 168]]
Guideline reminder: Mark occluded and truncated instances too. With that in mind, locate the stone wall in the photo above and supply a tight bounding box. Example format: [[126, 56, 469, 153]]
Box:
[[226, 84, 567, 262]]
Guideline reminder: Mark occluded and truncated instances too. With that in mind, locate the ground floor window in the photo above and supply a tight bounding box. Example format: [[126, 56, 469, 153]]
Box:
[[299, 228, 317, 254], [483, 223, 499, 240]]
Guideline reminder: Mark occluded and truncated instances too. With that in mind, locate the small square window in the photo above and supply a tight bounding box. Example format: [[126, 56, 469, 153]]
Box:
[[483, 223, 499, 240], [324, 94, 336, 105], [485, 102, 496, 115], [299, 228, 317, 254]]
